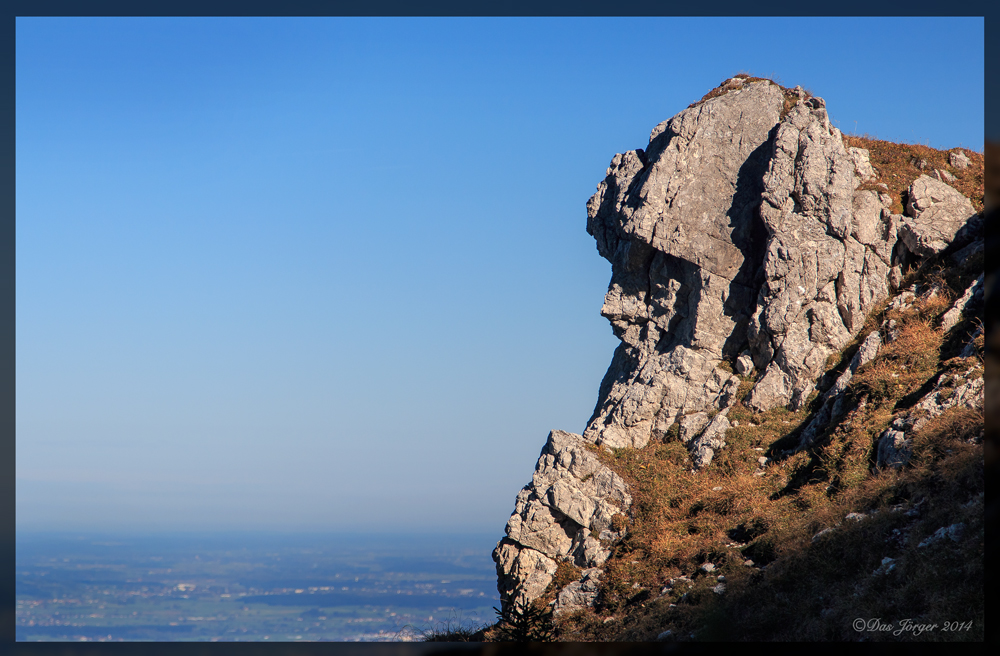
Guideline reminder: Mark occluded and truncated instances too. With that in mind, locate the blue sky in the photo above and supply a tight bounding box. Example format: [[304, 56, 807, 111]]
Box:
[[15, 17, 984, 533]]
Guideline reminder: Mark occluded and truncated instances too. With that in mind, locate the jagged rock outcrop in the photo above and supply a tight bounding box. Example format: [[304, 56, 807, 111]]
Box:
[[494, 430, 629, 609], [582, 81, 783, 451], [582, 80, 902, 448], [494, 77, 983, 615], [745, 96, 898, 412]]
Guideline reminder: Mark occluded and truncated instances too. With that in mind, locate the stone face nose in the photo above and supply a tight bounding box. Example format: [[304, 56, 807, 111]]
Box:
[[584, 80, 787, 452]]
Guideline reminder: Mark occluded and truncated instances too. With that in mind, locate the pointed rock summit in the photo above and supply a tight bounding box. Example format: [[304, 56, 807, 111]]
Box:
[[493, 76, 980, 614]]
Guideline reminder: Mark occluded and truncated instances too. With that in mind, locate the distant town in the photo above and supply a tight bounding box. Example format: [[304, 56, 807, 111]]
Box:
[[16, 533, 499, 641]]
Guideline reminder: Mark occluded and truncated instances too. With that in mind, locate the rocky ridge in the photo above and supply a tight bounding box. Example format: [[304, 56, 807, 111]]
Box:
[[493, 76, 984, 618]]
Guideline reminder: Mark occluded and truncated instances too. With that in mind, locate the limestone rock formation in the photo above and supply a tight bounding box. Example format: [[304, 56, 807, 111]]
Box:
[[493, 77, 982, 615], [745, 96, 896, 412], [583, 80, 782, 451], [898, 175, 977, 257], [583, 80, 901, 446], [494, 430, 629, 609]]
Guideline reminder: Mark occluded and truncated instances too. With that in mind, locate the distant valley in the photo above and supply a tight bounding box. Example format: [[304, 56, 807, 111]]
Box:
[[16, 532, 500, 642]]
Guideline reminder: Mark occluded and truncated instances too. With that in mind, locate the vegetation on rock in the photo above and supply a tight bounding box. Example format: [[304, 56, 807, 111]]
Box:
[[551, 257, 984, 642], [844, 134, 984, 214]]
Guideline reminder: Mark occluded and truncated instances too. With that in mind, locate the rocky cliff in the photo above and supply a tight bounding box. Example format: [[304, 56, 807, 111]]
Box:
[[492, 76, 984, 628]]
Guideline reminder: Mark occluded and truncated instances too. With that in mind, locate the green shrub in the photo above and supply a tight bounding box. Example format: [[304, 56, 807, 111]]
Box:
[[492, 598, 555, 642]]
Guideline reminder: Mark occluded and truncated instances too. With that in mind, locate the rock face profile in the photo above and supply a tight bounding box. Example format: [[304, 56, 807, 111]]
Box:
[[493, 77, 982, 615]]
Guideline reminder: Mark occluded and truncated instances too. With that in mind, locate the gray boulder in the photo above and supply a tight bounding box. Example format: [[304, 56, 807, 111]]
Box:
[[735, 350, 754, 376], [949, 150, 970, 169], [690, 410, 731, 469], [552, 568, 603, 616], [898, 175, 976, 257]]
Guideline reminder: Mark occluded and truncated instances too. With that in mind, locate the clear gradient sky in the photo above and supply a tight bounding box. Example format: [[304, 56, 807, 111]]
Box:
[[15, 17, 984, 534]]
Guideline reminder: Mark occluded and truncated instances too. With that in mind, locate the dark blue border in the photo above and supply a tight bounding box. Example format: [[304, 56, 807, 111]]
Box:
[[3, 0, 993, 653], [3, 0, 995, 16]]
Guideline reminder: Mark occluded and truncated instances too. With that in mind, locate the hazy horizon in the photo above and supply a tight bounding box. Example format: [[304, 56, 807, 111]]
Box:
[[16, 527, 502, 641], [16, 17, 984, 534]]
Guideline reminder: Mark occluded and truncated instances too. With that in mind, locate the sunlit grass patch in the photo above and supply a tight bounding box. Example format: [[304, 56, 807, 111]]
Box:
[[842, 135, 984, 214], [556, 260, 983, 642]]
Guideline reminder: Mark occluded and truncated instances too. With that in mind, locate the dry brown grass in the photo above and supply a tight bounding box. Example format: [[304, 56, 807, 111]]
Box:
[[846, 312, 944, 411], [843, 135, 985, 214], [553, 274, 984, 642]]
